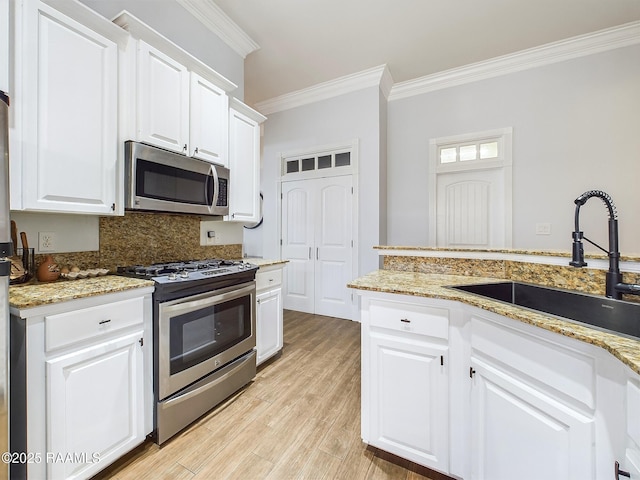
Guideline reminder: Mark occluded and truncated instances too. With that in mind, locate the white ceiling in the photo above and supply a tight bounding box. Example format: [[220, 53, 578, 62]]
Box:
[[207, 0, 640, 106]]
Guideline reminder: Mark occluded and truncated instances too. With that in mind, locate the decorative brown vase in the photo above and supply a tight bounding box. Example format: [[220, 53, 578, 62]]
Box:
[[37, 255, 60, 282]]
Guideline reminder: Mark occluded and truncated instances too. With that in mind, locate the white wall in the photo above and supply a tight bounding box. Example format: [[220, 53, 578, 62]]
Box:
[[247, 86, 386, 276], [387, 45, 640, 255], [10, 212, 99, 253]]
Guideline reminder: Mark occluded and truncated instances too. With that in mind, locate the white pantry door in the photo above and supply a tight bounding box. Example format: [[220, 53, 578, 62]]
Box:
[[281, 175, 354, 319]]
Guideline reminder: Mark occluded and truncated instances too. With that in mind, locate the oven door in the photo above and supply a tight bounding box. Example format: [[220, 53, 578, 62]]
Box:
[[158, 281, 255, 400]]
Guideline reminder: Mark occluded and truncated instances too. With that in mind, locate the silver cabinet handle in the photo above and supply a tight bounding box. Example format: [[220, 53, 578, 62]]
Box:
[[308, 247, 311, 259], [194, 147, 199, 154], [182, 144, 187, 153], [98, 319, 111, 325]]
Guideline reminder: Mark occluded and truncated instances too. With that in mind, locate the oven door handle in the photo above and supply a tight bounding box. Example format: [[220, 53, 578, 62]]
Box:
[[160, 281, 255, 317], [161, 352, 254, 408]]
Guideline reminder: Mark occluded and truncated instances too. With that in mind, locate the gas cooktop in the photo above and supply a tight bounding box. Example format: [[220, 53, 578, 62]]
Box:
[[117, 259, 257, 284]]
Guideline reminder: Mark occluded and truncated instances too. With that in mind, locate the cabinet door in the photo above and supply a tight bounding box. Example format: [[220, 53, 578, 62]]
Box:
[[190, 73, 228, 165], [625, 379, 640, 478], [228, 106, 260, 221], [46, 330, 145, 480], [470, 357, 594, 480], [256, 288, 283, 366], [368, 331, 449, 472], [137, 40, 189, 154], [20, 1, 118, 214]]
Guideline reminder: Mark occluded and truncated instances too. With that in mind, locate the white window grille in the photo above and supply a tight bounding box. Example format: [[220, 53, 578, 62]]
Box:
[[435, 129, 508, 173], [281, 141, 356, 180]]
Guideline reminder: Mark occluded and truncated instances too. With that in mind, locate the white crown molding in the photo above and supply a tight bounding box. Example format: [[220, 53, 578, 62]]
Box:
[[255, 65, 391, 115], [230, 97, 267, 123], [176, 0, 259, 59], [379, 66, 395, 100], [389, 20, 640, 101]]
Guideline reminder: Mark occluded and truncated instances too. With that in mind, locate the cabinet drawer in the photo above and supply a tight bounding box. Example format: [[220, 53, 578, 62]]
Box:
[[256, 268, 282, 291], [46, 297, 144, 351], [369, 299, 449, 339]]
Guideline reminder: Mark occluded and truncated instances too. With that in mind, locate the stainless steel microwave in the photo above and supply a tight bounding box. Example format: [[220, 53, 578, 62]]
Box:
[[125, 141, 229, 216]]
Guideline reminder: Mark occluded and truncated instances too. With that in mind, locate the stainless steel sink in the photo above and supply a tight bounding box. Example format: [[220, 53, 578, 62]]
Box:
[[449, 281, 640, 339]]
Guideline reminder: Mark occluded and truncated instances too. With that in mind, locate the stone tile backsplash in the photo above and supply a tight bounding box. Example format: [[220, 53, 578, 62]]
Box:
[[35, 212, 242, 273], [383, 253, 640, 301]]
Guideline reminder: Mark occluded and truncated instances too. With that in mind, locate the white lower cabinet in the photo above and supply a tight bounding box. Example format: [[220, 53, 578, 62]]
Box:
[[362, 295, 449, 473], [469, 313, 595, 480], [470, 359, 593, 480], [46, 330, 145, 480], [620, 377, 640, 479], [357, 289, 640, 480], [13, 287, 154, 480], [255, 264, 284, 366]]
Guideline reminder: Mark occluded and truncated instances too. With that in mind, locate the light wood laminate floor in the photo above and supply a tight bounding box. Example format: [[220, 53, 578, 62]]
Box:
[[93, 311, 447, 480]]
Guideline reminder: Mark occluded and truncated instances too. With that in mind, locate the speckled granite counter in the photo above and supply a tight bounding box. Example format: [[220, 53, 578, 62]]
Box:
[[348, 270, 640, 375], [245, 258, 288, 268], [374, 245, 640, 262], [9, 276, 155, 310]]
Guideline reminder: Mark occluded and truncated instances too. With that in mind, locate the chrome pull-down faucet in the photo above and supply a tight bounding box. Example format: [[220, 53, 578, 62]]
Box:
[[570, 190, 640, 300]]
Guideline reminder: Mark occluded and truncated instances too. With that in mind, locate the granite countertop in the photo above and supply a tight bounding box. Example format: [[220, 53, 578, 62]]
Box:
[[9, 276, 155, 310], [244, 258, 288, 268], [348, 270, 640, 375], [374, 245, 640, 262], [8, 261, 284, 310]]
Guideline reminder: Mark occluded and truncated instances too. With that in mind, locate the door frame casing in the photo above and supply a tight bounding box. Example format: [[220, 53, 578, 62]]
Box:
[[277, 139, 360, 321]]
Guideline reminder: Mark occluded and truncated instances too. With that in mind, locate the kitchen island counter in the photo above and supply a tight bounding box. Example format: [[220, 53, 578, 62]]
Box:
[[243, 257, 288, 268], [348, 269, 640, 375]]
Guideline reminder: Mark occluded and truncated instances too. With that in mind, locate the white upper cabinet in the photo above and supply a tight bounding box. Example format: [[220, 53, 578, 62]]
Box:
[[137, 40, 189, 154], [190, 73, 229, 164], [10, 0, 128, 214], [114, 11, 237, 166], [228, 98, 266, 222]]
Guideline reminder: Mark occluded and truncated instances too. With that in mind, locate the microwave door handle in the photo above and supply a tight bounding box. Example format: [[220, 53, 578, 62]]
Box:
[[207, 165, 219, 211]]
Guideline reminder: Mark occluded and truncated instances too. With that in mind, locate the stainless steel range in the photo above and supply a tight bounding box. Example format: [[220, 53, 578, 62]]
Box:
[[118, 259, 258, 444]]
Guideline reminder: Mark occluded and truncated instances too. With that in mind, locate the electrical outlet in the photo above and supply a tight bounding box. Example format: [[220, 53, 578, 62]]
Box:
[[38, 232, 56, 252], [535, 223, 551, 235]]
